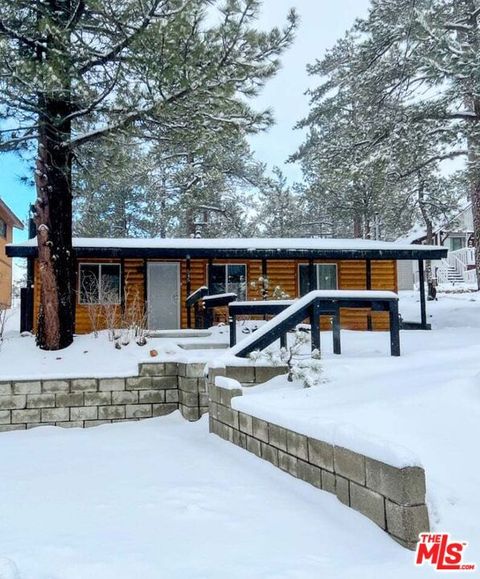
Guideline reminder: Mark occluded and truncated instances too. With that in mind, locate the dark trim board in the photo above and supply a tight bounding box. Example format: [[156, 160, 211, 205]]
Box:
[[7, 245, 448, 261]]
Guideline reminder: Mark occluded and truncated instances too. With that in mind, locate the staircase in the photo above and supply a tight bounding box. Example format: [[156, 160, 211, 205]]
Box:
[[435, 248, 475, 285]]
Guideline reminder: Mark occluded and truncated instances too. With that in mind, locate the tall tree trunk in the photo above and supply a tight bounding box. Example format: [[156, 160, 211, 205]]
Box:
[[418, 174, 436, 300], [34, 1, 74, 350]]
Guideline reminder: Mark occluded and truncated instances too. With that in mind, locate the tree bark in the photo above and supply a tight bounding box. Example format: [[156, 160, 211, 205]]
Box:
[[418, 175, 436, 300], [34, 1, 74, 350]]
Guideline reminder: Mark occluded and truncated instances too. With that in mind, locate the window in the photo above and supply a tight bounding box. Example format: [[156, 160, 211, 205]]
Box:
[[209, 264, 247, 300], [79, 264, 121, 304], [450, 236, 466, 251], [0, 218, 6, 238], [299, 263, 337, 296]]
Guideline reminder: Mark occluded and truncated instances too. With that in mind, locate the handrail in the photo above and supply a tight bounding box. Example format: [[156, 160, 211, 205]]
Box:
[[229, 290, 400, 358], [186, 286, 208, 308], [185, 286, 208, 329]]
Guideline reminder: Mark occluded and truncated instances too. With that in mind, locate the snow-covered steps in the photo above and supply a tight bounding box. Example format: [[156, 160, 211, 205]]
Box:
[[178, 342, 229, 350], [146, 329, 212, 338]]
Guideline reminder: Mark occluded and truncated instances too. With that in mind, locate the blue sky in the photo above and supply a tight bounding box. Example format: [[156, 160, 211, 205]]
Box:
[[0, 0, 371, 243]]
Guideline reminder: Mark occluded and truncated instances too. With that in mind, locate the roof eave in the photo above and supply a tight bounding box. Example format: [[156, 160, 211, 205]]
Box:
[[0, 199, 24, 230], [6, 244, 449, 261]]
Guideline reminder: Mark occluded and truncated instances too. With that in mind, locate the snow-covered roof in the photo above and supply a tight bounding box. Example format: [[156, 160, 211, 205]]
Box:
[[7, 236, 448, 260]]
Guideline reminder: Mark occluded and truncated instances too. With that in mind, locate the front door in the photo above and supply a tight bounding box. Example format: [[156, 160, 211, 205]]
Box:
[[147, 262, 180, 330]]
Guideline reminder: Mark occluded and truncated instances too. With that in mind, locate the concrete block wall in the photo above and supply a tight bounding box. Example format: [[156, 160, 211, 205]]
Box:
[[0, 360, 288, 432], [208, 377, 430, 550]]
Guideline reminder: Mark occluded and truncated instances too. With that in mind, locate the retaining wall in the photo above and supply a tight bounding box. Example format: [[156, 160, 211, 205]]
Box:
[[208, 375, 430, 550], [0, 361, 209, 431], [0, 361, 285, 431]]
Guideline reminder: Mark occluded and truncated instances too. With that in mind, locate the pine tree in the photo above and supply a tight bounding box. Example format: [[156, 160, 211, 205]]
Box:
[[0, 0, 297, 349]]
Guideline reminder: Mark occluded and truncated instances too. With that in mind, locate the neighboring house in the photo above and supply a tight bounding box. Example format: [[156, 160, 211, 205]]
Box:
[[397, 204, 476, 288], [0, 199, 23, 307], [7, 237, 445, 333]]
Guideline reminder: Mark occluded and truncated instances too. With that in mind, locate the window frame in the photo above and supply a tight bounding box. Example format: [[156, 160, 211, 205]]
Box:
[[78, 262, 122, 305], [207, 263, 248, 299], [0, 217, 7, 238], [298, 263, 338, 295]]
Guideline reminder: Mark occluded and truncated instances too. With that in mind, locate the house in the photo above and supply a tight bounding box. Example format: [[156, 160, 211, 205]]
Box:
[[6, 237, 447, 334], [0, 199, 23, 307], [397, 204, 476, 288]]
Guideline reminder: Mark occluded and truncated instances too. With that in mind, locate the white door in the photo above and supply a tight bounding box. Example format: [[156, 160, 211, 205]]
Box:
[[147, 263, 180, 330]]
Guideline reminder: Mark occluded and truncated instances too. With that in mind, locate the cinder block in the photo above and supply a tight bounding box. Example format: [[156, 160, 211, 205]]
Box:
[[42, 380, 69, 393], [0, 395, 26, 410], [112, 391, 138, 405], [0, 410, 11, 424], [11, 408, 41, 424], [246, 435, 262, 457], [308, 438, 334, 471], [217, 405, 239, 429], [178, 377, 199, 393], [164, 362, 178, 376], [238, 412, 253, 435], [321, 470, 336, 494], [198, 379, 207, 394], [261, 442, 279, 466], [350, 481, 386, 529], [255, 365, 288, 383], [219, 387, 242, 407], [13, 381, 41, 395], [139, 390, 165, 404], [386, 501, 429, 543], [152, 403, 177, 417], [70, 406, 97, 421], [84, 419, 111, 428], [199, 393, 209, 407], [209, 401, 219, 420], [56, 421, 84, 428], [0, 382, 12, 396], [297, 460, 322, 488], [226, 365, 255, 383], [0, 424, 26, 432], [278, 450, 298, 477], [26, 393, 56, 408], [98, 378, 125, 392], [152, 376, 177, 389], [85, 392, 111, 406], [286, 430, 308, 461], [98, 405, 126, 420], [126, 377, 152, 390], [334, 446, 366, 484], [366, 458, 426, 506], [208, 384, 222, 404], [70, 378, 97, 392], [179, 390, 199, 407], [180, 405, 200, 421], [56, 393, 84, 407], [252, 417, 269, 443], [233, 429, 247, 449], [41, 407, 69, 422], [268, 423, 287, 451], [125, 404, 152, 419], [335, 476, 350, 506], [140, 363, 165, 377], [183, 362, 206, 378]]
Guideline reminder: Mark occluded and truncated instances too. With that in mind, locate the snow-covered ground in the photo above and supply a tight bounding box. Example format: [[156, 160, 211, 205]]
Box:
[[232, 291, 480, 567], [0, 308, 232, 381], [0, 413, 435, 579], [0, 291, 479, 576]]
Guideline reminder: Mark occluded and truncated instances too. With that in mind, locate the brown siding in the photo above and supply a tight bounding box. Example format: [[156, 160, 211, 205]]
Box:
[[30, 256, 398, 334], [0, 221, 13, 307]]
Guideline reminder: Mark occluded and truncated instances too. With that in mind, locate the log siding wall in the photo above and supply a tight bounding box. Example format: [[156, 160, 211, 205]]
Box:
[[31, 257, 398, 333]]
